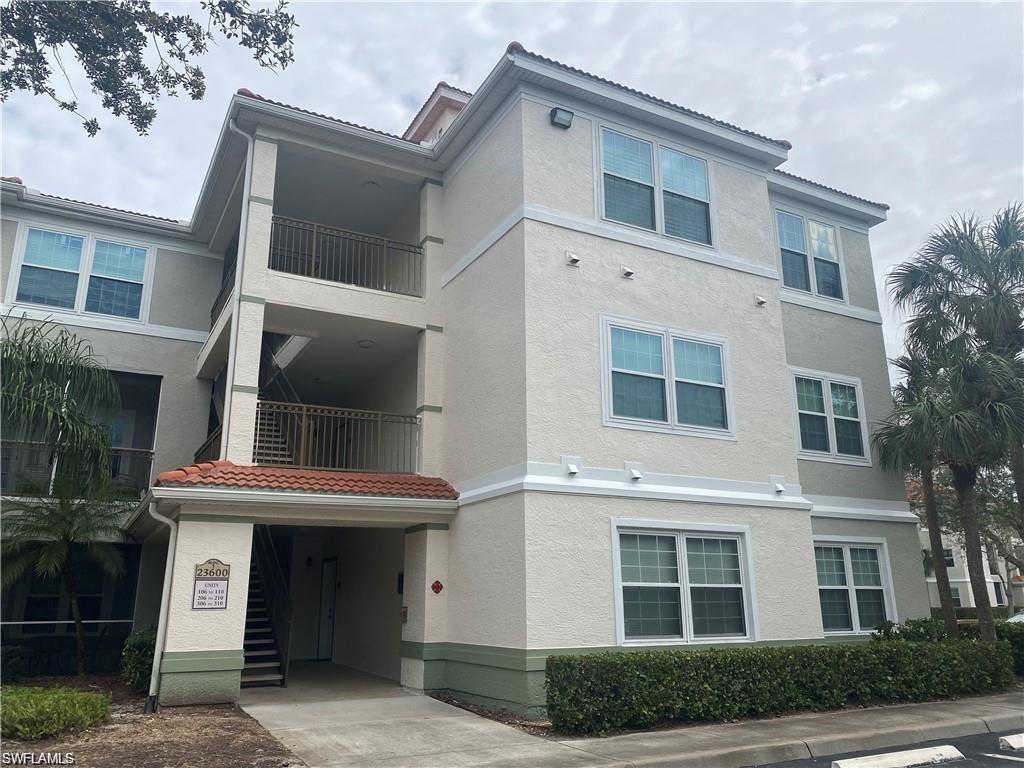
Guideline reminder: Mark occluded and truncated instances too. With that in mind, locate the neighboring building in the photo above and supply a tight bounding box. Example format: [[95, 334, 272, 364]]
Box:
[[0, 43, 931, 712], [919, 530, 1024, 612]]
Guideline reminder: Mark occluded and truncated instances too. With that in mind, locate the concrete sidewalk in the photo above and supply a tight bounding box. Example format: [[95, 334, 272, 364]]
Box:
[[243, 668, 1023, 768]]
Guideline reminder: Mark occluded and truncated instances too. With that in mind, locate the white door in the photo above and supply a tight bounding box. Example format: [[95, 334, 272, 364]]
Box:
[[317, 558, 337, 660]]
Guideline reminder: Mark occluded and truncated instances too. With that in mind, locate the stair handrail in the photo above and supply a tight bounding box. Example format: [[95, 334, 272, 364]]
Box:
[[260, 341, 303, 405], [251, 524, 293, 687]]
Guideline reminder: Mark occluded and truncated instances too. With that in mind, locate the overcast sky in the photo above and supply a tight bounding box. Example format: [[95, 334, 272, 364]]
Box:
[[3, 1, 1022, 376]]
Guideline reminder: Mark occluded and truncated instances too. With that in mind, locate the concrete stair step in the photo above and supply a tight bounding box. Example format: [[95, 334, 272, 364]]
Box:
[[244, 661, 281, 670], [244, 649, 279, 657]]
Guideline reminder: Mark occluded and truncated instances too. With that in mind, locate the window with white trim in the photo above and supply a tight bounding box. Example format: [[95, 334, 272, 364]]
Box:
[[13, 226, 150, 320], [793, 371, 867, 461], [606, 319, 732, 437], [600, 127, 713, 246], [618, 529, 750, 641], [943, 548, 955, 568], [814, 543, 890, 633], [776, 210, 843, 300], [950, 586, 962, 607]]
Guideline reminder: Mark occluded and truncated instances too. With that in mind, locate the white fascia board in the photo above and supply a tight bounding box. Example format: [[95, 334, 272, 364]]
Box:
[[807, 494, 918, 522], [767, 174, 888, 226], [456, 461, 812, 510], [150, 484, 458, 512]]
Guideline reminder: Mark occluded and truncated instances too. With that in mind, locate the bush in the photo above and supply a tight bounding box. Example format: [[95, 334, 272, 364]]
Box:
[[545, 641, 1014, 734], [120, 629, 156, 695], [0, 686, 109, 740], [931, 606, 1010, 621], [1, 646, 26, 684], [875, 618, 1024, 677]]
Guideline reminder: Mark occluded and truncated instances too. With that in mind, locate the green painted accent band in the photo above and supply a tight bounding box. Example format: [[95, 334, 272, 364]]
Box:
[[249, 195, 274, 206], [161, 649, 244, 674], [400, 636, 871, 672], [416, 404, 442, 414], [422, 659, 446, 690], [159, 669, 241, 706], [405, 523, 449, 534], [231, 384, 260, 394], [420, 235, 444, 246], [178, 514, 253, 525], [420, 178, 444, 189], [254, 135, 279, 145], [425, 324, 444, 333], [239, 294, 266, 304]]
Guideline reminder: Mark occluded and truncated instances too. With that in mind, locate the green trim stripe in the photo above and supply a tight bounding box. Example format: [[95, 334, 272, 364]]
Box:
[[249, 195, 274, 206], [425, 324, 444, 333], [179, 514, 254, 525], [420, 178, 444, 189], [416, 404, 442, 414], [405, 523, 449, 534], [231, 384, 259, 394], [420, 235, 444, 246], [239, 294, 266, 305], [161, 649, 244, 674]]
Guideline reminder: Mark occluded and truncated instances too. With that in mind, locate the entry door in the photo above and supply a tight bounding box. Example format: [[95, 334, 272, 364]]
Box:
[[317, 558, 338, 660]]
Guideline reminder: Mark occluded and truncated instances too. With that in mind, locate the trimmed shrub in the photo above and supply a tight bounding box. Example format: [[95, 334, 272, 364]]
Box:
[[1, 646, 26, 684], [931, 606, 1010, 621], [875, 618, 1024, 676], [545, 641, 1013, 734], [120, 629, 156, 694], [0, 686, 109, 740]]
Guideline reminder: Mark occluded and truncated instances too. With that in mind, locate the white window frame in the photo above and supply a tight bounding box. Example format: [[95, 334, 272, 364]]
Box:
[[598, 123, 716, 248], [950, 585, 962, 607], [789, 366, 871, 466], [773, 206, 849, 305], [813, 536, 898, 635], [611, 518, 758, 646], [601, 314, 736, 441], [943, 547, 955, 568], [6, 220, 155, 323]]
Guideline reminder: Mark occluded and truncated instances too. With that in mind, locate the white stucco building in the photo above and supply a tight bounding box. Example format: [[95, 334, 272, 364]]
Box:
[[1, 44, 931, 712]]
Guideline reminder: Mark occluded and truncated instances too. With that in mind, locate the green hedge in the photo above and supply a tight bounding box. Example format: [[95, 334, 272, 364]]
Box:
[[0, 686, 109, 741], [876, 618, 1024, 676], [931, 606, 1010, 621], [545, 641, 1014, 734], [120, 629, 156, 695], [1, 646, 26, 684]]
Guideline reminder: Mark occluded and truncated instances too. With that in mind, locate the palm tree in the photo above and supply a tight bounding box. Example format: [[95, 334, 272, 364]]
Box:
[[2, 476, 129, 675], [874, 352, 959, 636], [2, 314, 120, 477], [888, 203, 1024, 640]]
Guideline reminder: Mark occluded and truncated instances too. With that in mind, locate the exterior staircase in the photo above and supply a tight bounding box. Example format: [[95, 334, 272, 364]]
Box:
[[242, 557, 285, 687], [252, 407, 295, 466]]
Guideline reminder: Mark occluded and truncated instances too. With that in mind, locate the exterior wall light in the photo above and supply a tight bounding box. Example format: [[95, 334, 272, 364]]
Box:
[[550, 107, 574, 129]]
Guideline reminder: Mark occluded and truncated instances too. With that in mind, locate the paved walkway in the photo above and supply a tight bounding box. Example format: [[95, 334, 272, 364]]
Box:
[[241, 667, 1024, 768]]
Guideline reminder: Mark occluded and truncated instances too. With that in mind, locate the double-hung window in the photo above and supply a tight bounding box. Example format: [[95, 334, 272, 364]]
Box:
[[950, 586, 962, 608], [943, 548, 955, 568], [792, 370, 868, 462], [776, 210, 843, 300], [600, 127, 713, 246], [618, 527, 750, 642], [814, 542, 891, 633], [13, 226, 150, 320], [602, 129, 656, 230], [606, 318, 732, 438]]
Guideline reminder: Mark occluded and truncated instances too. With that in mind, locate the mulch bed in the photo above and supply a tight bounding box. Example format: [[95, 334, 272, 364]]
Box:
[[429, 691, 555, 738], [3, 675, 304, 768]]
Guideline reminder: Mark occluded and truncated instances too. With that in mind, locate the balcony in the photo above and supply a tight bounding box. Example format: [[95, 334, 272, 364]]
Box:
[[269, 216, 424, 298], [0, 442, 154, 498], [253, 400, 419, 474]]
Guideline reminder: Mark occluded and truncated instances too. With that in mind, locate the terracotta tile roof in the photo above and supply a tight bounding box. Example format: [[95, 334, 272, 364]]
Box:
[[505, 42, 792, 150], [773, 168, 890, 211], [155, 460, 459, 500], [1, 177, 184, 223], [236, 88, 415, 143], [403, 80, 473, 140]]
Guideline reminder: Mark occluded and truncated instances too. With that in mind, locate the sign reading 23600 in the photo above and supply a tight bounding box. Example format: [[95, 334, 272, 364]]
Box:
[[194, 559, 230, 579]]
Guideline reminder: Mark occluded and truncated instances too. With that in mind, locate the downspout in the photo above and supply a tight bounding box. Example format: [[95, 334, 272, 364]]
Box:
[[144, 502, 177, 714], [219, 118, 255, 458]]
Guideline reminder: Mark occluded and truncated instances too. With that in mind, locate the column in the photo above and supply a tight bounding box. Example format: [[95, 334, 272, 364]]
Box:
[[400, 524, 449, 690], [416, 178, 445, 477]]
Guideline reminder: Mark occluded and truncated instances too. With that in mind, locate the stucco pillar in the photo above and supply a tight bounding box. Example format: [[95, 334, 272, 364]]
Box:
[[400, 524, 449, 690], [158, 514, 253, 706], [221, 134, 277, 463], [416, 178, 445, 477]]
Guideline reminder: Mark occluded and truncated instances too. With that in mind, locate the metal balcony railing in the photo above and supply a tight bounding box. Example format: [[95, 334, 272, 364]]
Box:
[[210, 264, 236, 328], [0, 442, 154, 497], [193, 427, 223, 464], [253, 400, 420, 474], [268, 216, 424, 298]]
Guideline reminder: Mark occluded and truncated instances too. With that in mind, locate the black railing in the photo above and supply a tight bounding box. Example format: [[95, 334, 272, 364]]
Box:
[[253, 525, 292, 687], [269, 216, 424, 297], [0, 442, 154, 497], [210, 263, 236, 328], [193, 427, 223, 464]]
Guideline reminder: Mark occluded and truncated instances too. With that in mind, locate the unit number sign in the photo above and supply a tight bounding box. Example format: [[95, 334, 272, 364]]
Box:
[[192, 559, 230, 610]]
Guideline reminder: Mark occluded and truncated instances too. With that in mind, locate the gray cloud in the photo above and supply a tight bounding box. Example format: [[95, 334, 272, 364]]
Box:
[[3, 2, 1022, 377]]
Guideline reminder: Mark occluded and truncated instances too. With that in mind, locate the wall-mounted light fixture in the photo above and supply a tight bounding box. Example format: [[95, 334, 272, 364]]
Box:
[[550, 107, 574, 129]]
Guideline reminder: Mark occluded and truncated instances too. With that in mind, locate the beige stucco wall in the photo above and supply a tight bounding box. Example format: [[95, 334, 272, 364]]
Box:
[[524, 492, 823, 648], [521, 100, 594, 219], [446, 493, 527, 647], [838, 227, 881, 312], [782, 303, 905, 500], [164, 517, 254, 653], [522, 218, 801, 483], [288, 532, 324, 660], [439, 222, 527, 484], [1, 217, 17, 297], [149, 249, 222, 330], [810, 516, 931, 621], [712, 162, 779, 270], [441, 100, 524, 271]]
